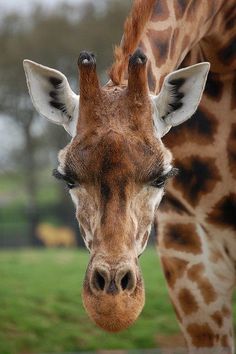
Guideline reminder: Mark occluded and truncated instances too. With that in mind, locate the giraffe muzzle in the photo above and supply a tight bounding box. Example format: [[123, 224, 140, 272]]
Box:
[[82, 256, 145, 332]]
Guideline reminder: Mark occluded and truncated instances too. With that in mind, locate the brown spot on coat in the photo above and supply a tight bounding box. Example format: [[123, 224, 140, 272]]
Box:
[[231, 75, 236, 110], [211, 311, 223, 328], [163, 107, 218, 148], [218, 36, 236, 66], [227, 123, 236, 178], [174, 0, 188, 19], [163, 223, 202, 254], [188, 263, 217, 304], [148, 27, 172, 67], [221, 335, 229, 347], [207, 194, 236, 231], [173, 156, 221, 207], [161, 256, 188, 288], [160, 192, 192, 216], [222, 306, 231, 318], [196, 278, 217, 304], [205, 72, 224, 101], [151, 0, 169, 22], [187, 323, 215, 348], [224, 5, 236, 31], [178, 288, 199, 315]]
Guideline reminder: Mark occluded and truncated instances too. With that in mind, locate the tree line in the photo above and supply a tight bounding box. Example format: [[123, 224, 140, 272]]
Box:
[[0, 0, 130, 246]]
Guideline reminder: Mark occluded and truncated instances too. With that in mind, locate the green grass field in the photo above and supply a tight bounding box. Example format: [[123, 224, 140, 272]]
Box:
[[0, 248, 236, 354]]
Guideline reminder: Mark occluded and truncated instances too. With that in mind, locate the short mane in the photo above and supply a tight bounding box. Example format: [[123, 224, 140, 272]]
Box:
[[109, 0, 156, 85]]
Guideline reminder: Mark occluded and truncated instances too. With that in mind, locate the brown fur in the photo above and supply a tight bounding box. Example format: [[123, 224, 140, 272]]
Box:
[[31, 0, 236, 349], [82, 271, 145, 332], [109, 0, 156, 85], [59, 53, 172, 332], [161, 256, 188, 289], [187, 263, 217, 304], [211, 311, 223, 328], [55, 0, 236, 349], [178, 288, 199, 315], [187, 323, 216, 348], [162, 223, 202, 254]]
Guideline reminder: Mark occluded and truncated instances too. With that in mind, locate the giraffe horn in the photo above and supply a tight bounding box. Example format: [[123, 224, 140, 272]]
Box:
[[78, 51, 101, 101], [128, 48, 148, 96]]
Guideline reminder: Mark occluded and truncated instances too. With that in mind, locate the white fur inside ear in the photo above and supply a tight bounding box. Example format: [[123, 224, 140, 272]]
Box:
[[150, 62, 210, 137], [150, 94, 171, 138], [164, 62, 210, 126], [23, 60, 79, 136]]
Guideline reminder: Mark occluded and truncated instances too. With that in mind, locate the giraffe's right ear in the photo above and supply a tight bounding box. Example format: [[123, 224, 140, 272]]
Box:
[[151, 62, 210, 137], [23, 60, 79, 136]]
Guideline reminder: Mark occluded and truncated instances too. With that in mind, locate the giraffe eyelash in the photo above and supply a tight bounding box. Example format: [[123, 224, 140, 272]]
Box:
[[52, 169, 77, 189], [150, 167, 179, 188]]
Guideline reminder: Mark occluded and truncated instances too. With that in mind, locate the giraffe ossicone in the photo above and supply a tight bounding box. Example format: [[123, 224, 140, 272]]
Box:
[[23, 52, 209, 139]]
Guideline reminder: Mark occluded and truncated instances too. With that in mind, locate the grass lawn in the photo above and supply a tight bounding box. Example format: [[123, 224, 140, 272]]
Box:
[[0, 248, 235, 354]]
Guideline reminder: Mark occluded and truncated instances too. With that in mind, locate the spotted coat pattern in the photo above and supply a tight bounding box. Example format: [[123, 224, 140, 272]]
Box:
[[110, 0, 236, 351]]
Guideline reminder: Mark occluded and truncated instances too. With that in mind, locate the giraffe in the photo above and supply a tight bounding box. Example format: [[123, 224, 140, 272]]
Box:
[[23, 0, 236, 353]]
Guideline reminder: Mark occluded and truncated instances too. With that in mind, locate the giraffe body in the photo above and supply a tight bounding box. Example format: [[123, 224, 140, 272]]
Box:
[[125, 1, 235, 351], [23, 0, 236, 352]]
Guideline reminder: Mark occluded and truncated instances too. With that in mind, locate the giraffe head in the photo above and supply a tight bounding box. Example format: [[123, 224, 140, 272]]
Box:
[[23, 49, 209, 332]]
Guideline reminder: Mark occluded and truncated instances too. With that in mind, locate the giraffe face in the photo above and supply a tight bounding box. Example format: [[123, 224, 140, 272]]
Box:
[[24, 49, 209, 332], [55, 84, 174, 332], [59, 127, 171, 256]]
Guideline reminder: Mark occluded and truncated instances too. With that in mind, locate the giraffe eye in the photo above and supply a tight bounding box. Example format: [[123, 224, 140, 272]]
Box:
[[52, 168, 77, 189], [66, 181, 75, 190], [150, 176, 166, 189], [150, 167, 179, 189]]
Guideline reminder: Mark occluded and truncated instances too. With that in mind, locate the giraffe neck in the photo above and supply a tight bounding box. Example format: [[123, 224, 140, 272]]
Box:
[[142, 0, 225, 92], [110, 0, 235, 93], [108, 1, 236, 351]]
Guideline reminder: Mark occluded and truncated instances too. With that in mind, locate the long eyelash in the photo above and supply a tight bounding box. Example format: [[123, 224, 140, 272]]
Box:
[[166, 167, 179, 178], [52, 169, 75, 185], [52, 169, 65, 180], [150, 167, 179, 188]]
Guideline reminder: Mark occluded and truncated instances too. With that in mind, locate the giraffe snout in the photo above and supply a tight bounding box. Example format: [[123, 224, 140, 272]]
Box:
[[82, 256, 145, 332]]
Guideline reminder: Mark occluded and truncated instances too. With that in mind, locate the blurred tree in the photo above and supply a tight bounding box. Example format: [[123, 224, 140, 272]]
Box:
[[0, 0, 131, 246]]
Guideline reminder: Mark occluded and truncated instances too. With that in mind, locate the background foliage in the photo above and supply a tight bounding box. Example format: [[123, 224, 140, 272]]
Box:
[[0, 0, 130, 247]]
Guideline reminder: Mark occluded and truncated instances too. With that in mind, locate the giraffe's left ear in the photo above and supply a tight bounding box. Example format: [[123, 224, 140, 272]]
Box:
[[23, 60, 79, 136], [151, 62, 210, 137]]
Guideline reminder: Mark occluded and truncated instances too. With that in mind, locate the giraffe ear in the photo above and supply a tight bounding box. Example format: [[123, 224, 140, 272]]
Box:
[[23, 60, 79, 136], [151, 62, 210, 137]]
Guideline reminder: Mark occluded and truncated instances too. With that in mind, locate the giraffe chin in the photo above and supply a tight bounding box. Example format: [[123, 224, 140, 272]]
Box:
[[82, 277, 145, 332]]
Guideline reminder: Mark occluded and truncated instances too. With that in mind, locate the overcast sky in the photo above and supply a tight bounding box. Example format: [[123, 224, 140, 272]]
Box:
[[0, 0, 99, 14]]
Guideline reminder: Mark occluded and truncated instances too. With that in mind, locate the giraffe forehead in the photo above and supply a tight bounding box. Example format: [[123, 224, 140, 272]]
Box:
[[78, 86, 154, 133], [64, 130, 166, 183]]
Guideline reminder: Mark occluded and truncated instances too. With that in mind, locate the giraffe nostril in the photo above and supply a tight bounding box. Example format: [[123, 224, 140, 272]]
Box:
[[93, 270, 106, 291], [90, 265, 136, 294], [121, 271, 135, 291]]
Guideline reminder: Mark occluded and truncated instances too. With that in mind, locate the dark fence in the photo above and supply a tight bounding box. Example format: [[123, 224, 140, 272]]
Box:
[[0, 201, 83, 248], [0, 197, 157, 248], [0, 222, 30, 247]]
